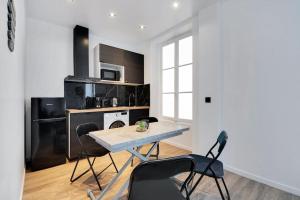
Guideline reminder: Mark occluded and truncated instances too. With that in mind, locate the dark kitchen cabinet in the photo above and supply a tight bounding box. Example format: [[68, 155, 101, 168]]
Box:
[[98, 44, 144, 84], [124, 51, 144, 84], [129, 109, 149, 125], [125, 67, 144, 84], [100, 44, 124, 66], [67, 112, 104, 160]]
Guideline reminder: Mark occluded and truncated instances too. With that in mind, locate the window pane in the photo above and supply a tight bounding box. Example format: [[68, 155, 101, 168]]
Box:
[[179, 65, 192, 92], [162, 68, 174, 93], [162, 43, 175, 69], [178, 93, 192, 120], [179, 36, 193, 66], [162, 94, 174, 118]]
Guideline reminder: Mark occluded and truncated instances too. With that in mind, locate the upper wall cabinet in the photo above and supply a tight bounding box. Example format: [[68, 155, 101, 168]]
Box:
[[124, 51, 144, 84], [100, 44, 124, 66], [96, 44, 144, 84]]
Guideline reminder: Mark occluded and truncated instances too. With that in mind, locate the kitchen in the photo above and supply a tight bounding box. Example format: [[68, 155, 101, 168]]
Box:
[[30, 24, 152, 168], [1, 0, 300, 200]]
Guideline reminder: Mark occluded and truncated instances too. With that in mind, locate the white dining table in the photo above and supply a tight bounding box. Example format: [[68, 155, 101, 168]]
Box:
[[87, 121, 190, 200]]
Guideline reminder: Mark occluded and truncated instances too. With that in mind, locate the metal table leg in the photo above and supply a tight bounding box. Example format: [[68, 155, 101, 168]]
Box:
[[87, 142, 159, 200], [113, 142, 159, 200], [87, 146, 142, 200]]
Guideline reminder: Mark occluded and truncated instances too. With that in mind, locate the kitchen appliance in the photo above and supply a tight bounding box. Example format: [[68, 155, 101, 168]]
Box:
[[101, 69, 120, 81], [95, 97, 101, 108], [112, 97, 118, 107], [102, 98, 112, 108], [94, 45, 125, 82], [104, 111, 129, 129], [31, 97, 66, 171], [85, 97, 95, 109]]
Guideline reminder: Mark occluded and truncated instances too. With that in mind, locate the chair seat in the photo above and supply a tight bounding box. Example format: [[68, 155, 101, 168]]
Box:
[[80, 135, 109, 157], [129, 178, 186, 200], [189, 154, 224, 178]]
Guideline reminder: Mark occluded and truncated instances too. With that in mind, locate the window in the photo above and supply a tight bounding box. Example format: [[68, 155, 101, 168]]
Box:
[[161, 35, 193, 120]]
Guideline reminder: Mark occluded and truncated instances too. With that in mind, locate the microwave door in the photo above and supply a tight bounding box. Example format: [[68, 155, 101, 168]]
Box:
[[116, 71, 120, 81], [101, 69, 119, 81], [105, 71, 115, 80]]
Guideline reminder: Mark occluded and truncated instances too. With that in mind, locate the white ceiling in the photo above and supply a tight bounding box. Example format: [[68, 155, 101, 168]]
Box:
[[27, 0, 215, 44]]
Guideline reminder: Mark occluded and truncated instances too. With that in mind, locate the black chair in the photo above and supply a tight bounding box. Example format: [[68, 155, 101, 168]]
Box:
[[70, 123, 118, 191], [131, 117, 159, 166], [128, 155, 195, 200], [186, 131, 230, 200]]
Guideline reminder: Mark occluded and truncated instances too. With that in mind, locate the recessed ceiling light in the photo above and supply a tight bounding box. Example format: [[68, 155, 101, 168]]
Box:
[[109, 12, 116, 18], [139, 25, 146, 30], [66, 0, 75, 3], [172, 1, 179, 9]]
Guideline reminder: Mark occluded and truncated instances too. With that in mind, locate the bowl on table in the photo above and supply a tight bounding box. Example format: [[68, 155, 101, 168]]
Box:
[[135, 120, 149, 132]]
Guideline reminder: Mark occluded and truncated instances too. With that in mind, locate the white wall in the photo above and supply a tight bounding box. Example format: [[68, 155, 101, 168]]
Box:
[[193, 3, 223, 154], [193, 0, 300, 196], [25, 18, 148, 159], [25, 18, 73, 159], [0, 0, 27, 199], [221, 0, 300, 195]]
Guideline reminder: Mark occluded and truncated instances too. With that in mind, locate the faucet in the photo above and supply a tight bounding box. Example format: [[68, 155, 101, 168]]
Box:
[[129, 93, 135, 107]]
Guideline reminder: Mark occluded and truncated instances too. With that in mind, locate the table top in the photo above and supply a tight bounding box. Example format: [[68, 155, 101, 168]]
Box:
[[89, 121, 190, 152]]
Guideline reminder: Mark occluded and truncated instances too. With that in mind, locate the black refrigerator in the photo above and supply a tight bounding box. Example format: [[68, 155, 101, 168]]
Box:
[[31, 98, 66, 171]]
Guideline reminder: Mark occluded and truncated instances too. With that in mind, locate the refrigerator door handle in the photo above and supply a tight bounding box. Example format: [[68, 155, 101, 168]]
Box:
[[33, 117, 66, 123]]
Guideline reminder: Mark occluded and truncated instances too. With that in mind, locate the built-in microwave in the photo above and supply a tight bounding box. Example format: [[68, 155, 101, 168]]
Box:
[[101, 69, 121, 81]]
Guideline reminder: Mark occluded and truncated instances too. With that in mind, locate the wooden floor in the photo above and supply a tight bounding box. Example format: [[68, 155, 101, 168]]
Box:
[[23, 143, 300, 200]]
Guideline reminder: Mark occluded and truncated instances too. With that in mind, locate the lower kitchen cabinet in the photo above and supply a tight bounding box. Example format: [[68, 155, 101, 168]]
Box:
[[129, 109, 149, 125], [67, 112, 104, 160]]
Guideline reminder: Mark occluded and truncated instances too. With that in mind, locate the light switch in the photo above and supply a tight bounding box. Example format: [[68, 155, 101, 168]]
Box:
[[205, 97, 211, 103]]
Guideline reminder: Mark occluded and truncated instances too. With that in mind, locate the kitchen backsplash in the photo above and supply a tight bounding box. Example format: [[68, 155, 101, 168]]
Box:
[[64, 80, 150, 109]]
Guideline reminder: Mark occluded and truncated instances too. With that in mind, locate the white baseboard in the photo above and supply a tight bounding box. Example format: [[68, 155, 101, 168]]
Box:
[[163, 140, 193, 151], [224, 164, 300, 197], [20, 168, 25, 200]]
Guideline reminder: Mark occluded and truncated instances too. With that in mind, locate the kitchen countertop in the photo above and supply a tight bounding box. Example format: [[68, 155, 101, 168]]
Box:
[[66, 106, 150, 114], [64, 76, 143, 86]]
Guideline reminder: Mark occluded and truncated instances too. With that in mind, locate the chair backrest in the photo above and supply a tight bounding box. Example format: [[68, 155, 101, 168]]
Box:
[[76, 123, 99, 138], [217, 130, 228, 153], [206, 130, 228, 159], [128, 155, 194, 200], [137, 116, 158, 123]]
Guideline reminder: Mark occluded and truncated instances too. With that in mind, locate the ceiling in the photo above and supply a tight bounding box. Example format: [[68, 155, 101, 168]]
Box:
[[27, 0, 216, 44]]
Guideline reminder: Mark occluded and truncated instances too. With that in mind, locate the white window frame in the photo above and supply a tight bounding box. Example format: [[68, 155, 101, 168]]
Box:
[[160, 32, 193, 123]]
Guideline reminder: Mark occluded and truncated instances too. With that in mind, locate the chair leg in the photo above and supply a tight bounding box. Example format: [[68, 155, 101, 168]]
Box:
[[188, 173, 205, 196], [188, 172, 197, 192], [181, 172, 195, 192], [96, 163, 112, 177], [215, 178, 225, 200], [156, 143, 160, 160], [221, 178, 231, 200], [70, 154, 96, 183], [70, 156, 80, 182], [86, 156, 102, 191], [108, 153, 119, 173]]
